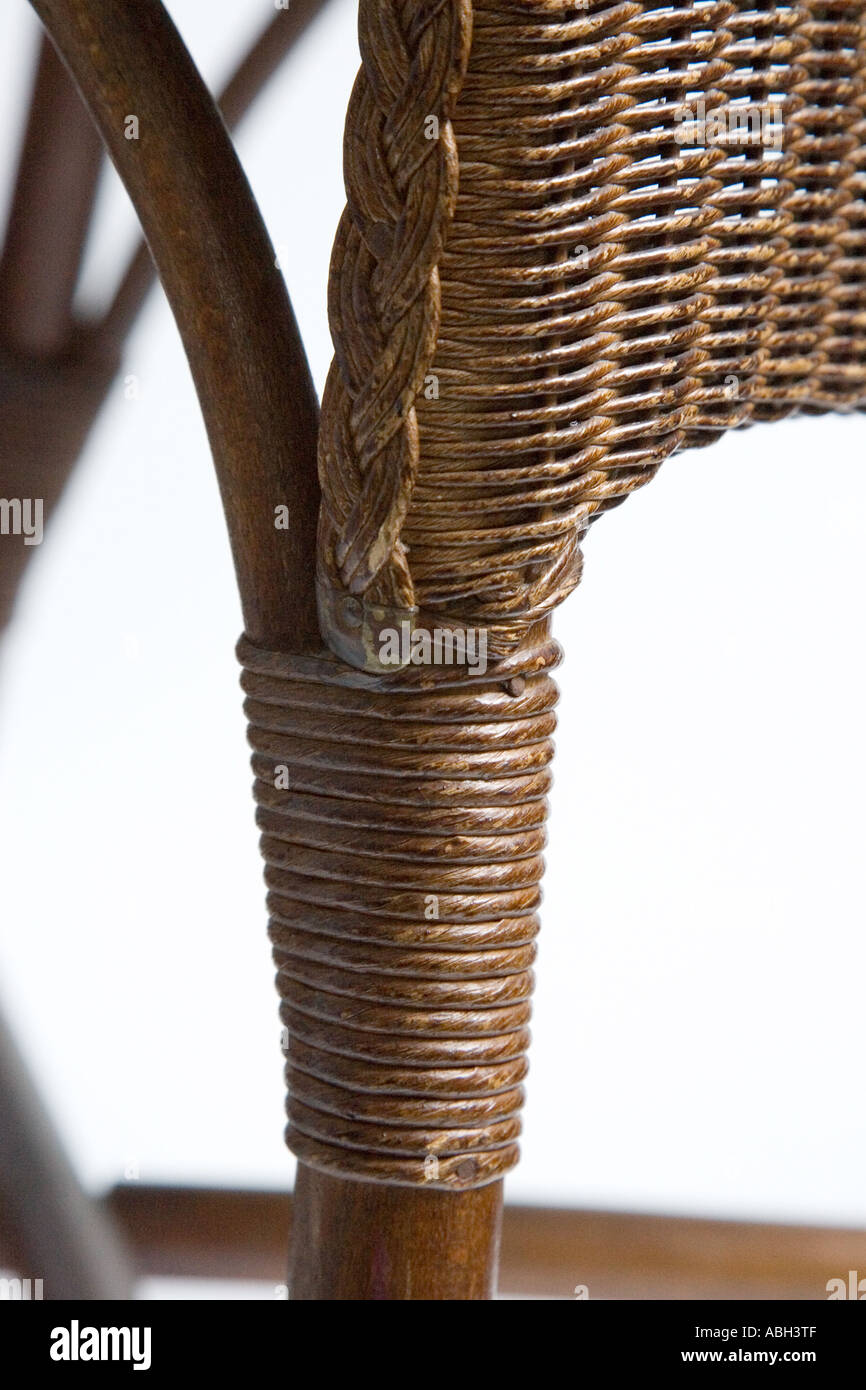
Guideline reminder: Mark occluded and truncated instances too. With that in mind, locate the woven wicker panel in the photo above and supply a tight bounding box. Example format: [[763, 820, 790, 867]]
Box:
[[318, 0, 866, 668]]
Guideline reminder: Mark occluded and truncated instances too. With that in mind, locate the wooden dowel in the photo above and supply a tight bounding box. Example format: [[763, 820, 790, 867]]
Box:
[[105, 1182, 866, 1301]]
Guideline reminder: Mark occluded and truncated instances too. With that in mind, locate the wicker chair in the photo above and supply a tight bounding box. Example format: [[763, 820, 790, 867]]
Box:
[[1, 0, 863, 1299]]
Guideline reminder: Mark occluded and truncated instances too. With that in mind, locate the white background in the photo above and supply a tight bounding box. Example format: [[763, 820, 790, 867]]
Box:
[[0, 0, 863, 1267]]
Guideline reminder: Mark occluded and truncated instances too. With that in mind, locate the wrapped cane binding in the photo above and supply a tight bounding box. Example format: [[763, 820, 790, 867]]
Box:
[[238, 635, 561, 1189]]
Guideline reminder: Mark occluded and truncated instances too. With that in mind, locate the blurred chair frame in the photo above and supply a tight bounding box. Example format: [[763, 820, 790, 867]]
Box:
[[1, 0, 864, 1300]]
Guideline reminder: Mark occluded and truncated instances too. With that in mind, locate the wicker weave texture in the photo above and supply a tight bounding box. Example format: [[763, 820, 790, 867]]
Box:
[[318, 0, 866, 666]]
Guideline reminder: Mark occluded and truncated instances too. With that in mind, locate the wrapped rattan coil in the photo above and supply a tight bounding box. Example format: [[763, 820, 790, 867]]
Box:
[[238, 634, 561, 1189]]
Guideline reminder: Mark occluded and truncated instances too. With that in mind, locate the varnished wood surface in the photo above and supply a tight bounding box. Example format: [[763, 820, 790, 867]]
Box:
[[106, 1183, 866, 1301], [289, 1166, 502, 1300]]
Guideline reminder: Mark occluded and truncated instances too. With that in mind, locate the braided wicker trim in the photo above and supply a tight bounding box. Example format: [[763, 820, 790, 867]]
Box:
[[238, 634, 561, 1189], [317, 0, 474, 668], [318, 0, 866, 672]]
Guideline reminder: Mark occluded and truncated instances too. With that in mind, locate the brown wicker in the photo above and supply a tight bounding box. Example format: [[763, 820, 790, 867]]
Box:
[[318, 0, 866, 671], [244, 0, 866, 1193]]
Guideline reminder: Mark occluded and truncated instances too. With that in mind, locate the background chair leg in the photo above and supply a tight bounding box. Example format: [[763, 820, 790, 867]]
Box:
[[0, 1003, 134, 1299]]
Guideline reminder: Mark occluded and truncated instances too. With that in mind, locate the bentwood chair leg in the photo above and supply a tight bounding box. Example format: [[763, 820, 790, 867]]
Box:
[[0, 1005, 134, 1299]]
